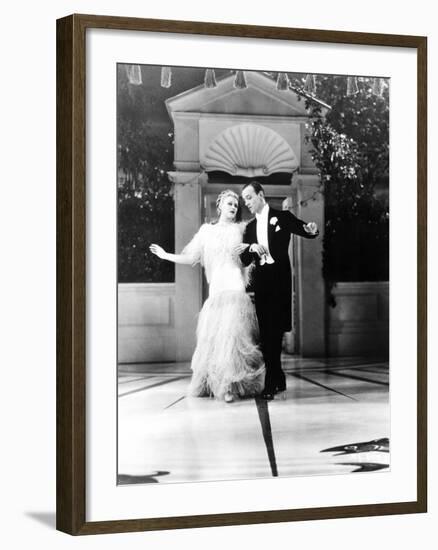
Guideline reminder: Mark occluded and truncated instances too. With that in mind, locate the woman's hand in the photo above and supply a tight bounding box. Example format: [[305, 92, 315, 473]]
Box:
[[149, 244, 167, 260], [233, 243, 250, 255]]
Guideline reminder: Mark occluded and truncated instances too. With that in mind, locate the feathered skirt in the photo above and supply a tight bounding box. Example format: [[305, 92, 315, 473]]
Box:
[[188, 290, 265, 400]]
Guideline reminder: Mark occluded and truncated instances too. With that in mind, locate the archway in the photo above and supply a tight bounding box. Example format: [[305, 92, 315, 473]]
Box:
[[166, 71, 326, 360]]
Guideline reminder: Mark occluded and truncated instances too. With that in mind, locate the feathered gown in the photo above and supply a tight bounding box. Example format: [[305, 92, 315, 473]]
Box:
[[182, 222, 265, 400]]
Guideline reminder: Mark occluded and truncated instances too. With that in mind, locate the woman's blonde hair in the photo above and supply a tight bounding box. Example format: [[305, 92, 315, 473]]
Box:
[[215, 189, 241, 221]]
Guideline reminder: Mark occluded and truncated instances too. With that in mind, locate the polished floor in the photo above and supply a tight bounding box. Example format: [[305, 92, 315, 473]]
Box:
[[117, 357, 389, 485]]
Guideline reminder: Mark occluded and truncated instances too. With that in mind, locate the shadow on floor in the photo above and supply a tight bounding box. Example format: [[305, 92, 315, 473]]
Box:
[[321, 437, 389, 455], [118, 471, 170, 485], [337, 462, 389, 473]]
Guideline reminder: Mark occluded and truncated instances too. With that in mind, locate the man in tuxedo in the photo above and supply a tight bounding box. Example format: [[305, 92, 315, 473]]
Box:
[[240, 181, 319, 400]]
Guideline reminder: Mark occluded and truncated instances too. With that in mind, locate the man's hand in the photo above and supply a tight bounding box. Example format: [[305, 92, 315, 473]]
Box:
[[250, 243, 269, 257], [304, 222, 318, 235]]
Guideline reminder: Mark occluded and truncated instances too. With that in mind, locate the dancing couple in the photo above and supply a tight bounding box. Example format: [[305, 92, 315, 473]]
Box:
[[150, 182, 318, 402]]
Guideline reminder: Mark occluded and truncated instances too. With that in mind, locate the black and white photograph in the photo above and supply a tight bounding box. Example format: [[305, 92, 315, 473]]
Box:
[[116, 64, 390, 485], [2, 0, 434, 544]]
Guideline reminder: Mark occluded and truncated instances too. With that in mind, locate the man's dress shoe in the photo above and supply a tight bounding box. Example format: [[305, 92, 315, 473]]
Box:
[[261, 390, 274, 400]]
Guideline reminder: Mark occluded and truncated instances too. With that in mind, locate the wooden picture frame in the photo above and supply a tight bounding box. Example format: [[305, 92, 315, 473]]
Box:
[[56, 13, 427, 535]]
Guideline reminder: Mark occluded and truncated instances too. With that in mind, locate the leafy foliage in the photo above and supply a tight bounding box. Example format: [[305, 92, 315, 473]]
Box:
[[301, 75, 389, 283], [118, 70, 175, 283]]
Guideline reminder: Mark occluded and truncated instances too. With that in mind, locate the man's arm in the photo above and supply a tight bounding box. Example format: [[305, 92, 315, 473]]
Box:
[[283, 210, 319, 239]]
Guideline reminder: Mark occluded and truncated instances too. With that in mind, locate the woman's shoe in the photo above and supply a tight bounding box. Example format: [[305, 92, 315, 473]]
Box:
[[224, 392, 234, 403]]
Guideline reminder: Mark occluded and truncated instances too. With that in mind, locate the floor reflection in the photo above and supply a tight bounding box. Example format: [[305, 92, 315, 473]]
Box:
[[118, 358, 390, 484]]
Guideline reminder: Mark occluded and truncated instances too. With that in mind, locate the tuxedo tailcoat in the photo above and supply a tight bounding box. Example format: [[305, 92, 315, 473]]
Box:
[[241, 207, 318, 393]]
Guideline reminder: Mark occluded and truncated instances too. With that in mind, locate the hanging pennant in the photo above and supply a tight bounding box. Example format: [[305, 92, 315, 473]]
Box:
[[346, 76, 359, 96], [161, 66, 172, 88], [204, 69, 217, 88], [304, 74, 316, 95], [234, 70, 247, 89], [276, 72, 290, 91], [372, 77, 384, 96], [125, 65, 142, 85]]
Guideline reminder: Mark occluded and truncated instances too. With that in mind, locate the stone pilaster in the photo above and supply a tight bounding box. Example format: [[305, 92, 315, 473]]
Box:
[[296, 174, 326, 357], [168, 171, 202, 361]]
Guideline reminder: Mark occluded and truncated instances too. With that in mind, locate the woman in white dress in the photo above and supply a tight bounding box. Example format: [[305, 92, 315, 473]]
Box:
[[150, 190, 265, 403]]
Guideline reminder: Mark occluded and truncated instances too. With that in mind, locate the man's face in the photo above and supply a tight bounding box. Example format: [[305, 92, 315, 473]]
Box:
[[242, 185, 265, 215]]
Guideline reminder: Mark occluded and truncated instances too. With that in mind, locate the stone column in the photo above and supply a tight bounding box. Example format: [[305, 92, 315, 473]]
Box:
[[281, 191, 298, 355], [168, 171, 202, 362], [296, 174, 326, 357]]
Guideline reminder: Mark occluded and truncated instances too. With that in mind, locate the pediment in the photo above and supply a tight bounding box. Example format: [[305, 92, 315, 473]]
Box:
[[166, 71, 329, 120]]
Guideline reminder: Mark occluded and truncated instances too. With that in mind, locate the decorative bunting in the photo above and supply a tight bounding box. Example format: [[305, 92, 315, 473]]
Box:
[[204, 69, 217, 88], [304, 74, 316, 95], [125, 65, 142, 85], [276, 72, 290, 91], [234, 70, 247, 89], [346, 76, 359, 96], [160, 66, 172, 88]]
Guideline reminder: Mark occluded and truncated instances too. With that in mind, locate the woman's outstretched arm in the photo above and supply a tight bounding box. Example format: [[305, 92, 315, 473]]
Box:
[[149, 244, 194, 265]]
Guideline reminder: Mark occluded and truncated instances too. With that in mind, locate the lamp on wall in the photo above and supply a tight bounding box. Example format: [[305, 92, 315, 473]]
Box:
[[204, 69, 217, 88], [346, 76, 359, 96], [304, 74, 316, 95], [276, 72, 290, 91], [371, 77, 384, 96], [233, 70, 247, 89], [160, 66, 172, 88], [125, 65, 142, 85]]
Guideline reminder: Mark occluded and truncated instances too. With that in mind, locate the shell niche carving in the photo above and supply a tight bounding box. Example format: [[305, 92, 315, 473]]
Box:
[[203, 123, 298, 177]]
